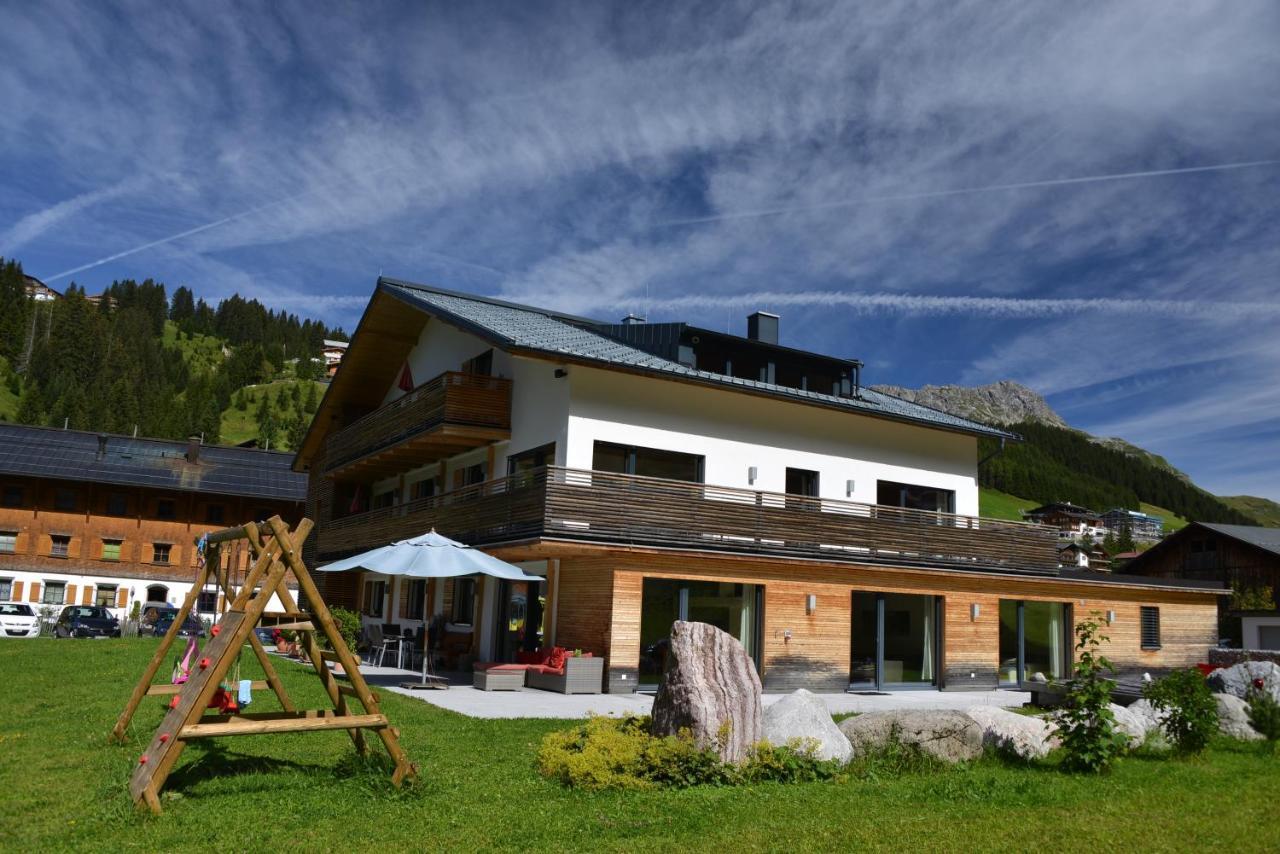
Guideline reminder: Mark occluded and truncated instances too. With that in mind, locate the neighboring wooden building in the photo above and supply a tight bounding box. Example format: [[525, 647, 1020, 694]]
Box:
[[322, 339, 348, 378], [1021, 502, 1107, 539], [23, 274, 61, 302], [295, 278, 1223, 693], [1124, 522, 1280, 647], [0, 424, 306, 620]]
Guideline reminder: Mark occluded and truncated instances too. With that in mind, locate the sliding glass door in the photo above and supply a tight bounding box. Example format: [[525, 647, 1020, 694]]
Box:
[[638, 578, 761, 687], [999, 600, 1069, 685], [850, 591, 940, 690]]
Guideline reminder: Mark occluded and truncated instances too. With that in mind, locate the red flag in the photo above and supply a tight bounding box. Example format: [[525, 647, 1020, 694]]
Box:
[[398, 362, 414, 392]]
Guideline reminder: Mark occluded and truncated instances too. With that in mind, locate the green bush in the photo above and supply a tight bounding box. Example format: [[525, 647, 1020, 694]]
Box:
[[1056, 613, 1128, 773], [536, 715, 843, 790], [1246, 687, 1280, 746], [1145, 668, 1219, 755], [323, 606, 362, 654]]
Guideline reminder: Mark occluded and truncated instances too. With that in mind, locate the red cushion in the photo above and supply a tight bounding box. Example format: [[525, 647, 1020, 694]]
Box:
[[515, 650, 542, 665], [547, 647, 567, 670], [527, 664, 564, 676]]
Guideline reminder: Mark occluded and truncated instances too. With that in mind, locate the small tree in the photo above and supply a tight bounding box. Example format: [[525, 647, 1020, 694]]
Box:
[[1057, 613, 1127, 773], [1115, 521, 1136, 554], [1246, 681, 1280, 751], [1145, 668, 1218, 755]]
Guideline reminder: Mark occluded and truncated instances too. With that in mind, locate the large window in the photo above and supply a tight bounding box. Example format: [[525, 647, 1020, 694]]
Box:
[[1140, 607, 1161, 650], [363, 579, 386, 618], [461, 349, 493, 376], [0, 578, 11, 600], [196, 589, 218, 614], [371, 491, 395, 510], [851, 591, 939, 689], [592, 441, 704, 483], [42, 581, 66, 604], [507, 443, 555, 476], [0, 532, 15, 554], [50, 535, 70, 558], [450, 578, 476, 626], [95, 585, 118, 608], [877, 481, 955, 513], [404, 579, 426, 621], [409, 479, 437, 501], [999, 600, 1069, 685], [639, 579, 760, 686]]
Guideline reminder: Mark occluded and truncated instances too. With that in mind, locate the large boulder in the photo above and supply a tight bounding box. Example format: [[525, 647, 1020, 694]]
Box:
[[1207, 661, 1280, 703], [1109, 703, 1150, 747], [762, 689, 853, 763], [1125, 699, 1168, 737], [965, 706, 1058, 760], [838, 710, 983, 764], [1215, 693, 1264, 741], [651, 621, 762, 764]]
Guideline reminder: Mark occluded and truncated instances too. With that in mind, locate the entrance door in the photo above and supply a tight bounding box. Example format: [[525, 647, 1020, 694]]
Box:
[[850, 591, 941, 690], [999, 600, 1069, 685], [493, 579, 545, 662]]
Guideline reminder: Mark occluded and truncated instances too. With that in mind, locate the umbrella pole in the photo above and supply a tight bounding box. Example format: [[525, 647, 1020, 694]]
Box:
[[400, 581, 448, 691]]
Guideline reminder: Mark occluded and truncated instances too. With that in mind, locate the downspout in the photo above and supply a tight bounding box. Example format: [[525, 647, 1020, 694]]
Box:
[[977, 436, 1006, 469]]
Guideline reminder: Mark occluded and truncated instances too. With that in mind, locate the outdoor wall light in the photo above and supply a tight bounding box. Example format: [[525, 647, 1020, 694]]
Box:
[[554, 368, 568, 379], [748, 466, 758, 485], [846, 479, 856, 497], [805, 594, 817, 615], [1106, 610, 1116, 624], [970, 603, 981, 621]]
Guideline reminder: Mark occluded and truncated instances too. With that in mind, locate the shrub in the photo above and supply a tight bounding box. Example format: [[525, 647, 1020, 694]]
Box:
[[536, 715, 843, 790], [323, 606, 362, 653], [1145, 668, 1219, 755], [1056, 613, 1128, 773], [1246, 682, 1280, 747]]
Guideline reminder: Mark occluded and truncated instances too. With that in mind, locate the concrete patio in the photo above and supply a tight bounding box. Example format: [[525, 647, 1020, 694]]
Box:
[[348, 662, 1032, 719]]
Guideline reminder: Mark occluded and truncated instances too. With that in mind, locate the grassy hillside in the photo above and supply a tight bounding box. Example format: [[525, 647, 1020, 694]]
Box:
[[979, 488, 1037, 522], [161, 319, 226, 373], [0, 356, 18, 421], [1221, 495, 1280, 527], [220, 378, 325, 449], [1140, 502, 1188, 533]]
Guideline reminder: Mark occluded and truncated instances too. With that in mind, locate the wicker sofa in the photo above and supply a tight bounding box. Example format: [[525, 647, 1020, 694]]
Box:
[[526, 655, 604, 694]]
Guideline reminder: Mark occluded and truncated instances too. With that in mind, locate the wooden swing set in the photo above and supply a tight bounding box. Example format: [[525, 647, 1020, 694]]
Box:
[[112, 515, 415, 813]]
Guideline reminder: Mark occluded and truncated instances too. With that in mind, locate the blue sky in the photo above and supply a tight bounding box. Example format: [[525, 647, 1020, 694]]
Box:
[[2, 1, 1279, 500]]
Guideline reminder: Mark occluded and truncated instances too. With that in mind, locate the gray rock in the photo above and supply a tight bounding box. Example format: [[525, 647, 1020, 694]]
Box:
[[763, 689, 853, 763], [1125, 699, 1168, 736], [1215, 693, 1264, 741], [651, 621, 762, 765], [838, 710, 983, 763], [1108, 703, 1148, 747], [1207, 661, 1280, 703], [965, 706, 1058, 760]]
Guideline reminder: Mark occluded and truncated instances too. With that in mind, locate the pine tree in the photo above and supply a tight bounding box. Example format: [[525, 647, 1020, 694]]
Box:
[[1116, 522, 1136, 554], [303, 382, 319, 414]]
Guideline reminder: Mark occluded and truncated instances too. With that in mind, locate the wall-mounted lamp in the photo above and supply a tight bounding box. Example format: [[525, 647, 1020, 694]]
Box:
[[554, 368, 568, 379], [846, 479, 856, 498], [970, 603, 981, 621], [805, 594, 817, 615], [748, 466, 758, 486], [1106, 610, 1116, 624]]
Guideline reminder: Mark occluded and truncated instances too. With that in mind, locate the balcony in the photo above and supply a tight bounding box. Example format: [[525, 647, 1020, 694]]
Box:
[[323, 371, 512, 478], [317, 467, 1060, 575]]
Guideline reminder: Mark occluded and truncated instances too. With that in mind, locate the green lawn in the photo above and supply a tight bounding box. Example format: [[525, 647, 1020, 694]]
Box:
[[219, 379, 325, 448], [0, 356, 19, 421], [1140, 502, 1189, 534], [2, 641, 1278, 851], [979, 487, 1037, 522]]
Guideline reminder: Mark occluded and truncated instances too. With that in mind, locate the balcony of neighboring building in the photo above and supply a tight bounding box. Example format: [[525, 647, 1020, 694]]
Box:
[[316, 466, 1060, 575], [322, 371, 512, 479]]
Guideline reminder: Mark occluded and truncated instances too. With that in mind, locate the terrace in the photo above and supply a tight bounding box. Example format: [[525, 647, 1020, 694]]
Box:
[[317, 466, 1060, 574]]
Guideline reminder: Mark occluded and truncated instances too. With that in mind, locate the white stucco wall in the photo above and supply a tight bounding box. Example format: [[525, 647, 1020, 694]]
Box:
[[381, 317, 514, 406], [562, 366, 979, 513]]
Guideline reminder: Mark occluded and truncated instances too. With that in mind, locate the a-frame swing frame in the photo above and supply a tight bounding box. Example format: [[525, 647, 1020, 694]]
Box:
[[122, 516, 415, 813]]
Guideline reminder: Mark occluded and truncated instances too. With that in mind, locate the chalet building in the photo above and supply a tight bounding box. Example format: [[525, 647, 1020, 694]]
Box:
[[0, 424, 306, 621], [295, 278, 1223, 693], [1058, 543, 1111, 571], [1102, 508, 1163, 542], [1124, 522, 1280, 648], [1021, 502, 1108, 540], [322, 339, 349, 378], [23, 274, 61, 302]]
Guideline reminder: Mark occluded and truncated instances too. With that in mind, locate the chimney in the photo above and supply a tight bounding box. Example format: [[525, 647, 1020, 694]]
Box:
[[747, 311, 779, 345], [96, 434, 108, 460], [186, 436, 201, 465], [621, 313, 646, 326]]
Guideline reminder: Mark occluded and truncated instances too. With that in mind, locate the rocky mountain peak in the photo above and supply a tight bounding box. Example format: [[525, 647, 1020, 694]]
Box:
[[871, 380, 1068, 429]]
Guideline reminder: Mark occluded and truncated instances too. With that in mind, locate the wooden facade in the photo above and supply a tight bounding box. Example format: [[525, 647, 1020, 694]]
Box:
[[520, 545, 1222, 693]]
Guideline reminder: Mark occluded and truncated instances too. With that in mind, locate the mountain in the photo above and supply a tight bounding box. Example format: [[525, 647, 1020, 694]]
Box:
[[1221, 496, 1280, 528], [871, 380, 1068, 429]]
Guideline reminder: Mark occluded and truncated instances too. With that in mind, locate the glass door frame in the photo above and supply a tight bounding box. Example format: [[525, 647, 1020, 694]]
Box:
[[850, 591, 943, 691], [637, 579, 764, 689], [999, 599, 1073, 687]]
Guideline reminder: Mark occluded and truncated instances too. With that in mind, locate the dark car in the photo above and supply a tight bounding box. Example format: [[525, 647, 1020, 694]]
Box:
[[143, 607, 204, 638], [54, 605, 121, 638]]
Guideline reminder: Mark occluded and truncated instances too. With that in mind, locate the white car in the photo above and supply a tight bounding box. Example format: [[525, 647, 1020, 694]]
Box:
[[0, 603, 43, 638]]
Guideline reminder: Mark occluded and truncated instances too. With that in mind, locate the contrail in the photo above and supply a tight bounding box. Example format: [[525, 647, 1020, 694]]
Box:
[[659, 159, 1280, 226], [552, 290, 1280, 321], [1, 179, 138, 255]]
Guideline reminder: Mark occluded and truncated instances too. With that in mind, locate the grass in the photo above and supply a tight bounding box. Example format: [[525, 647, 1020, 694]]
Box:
[[3, 641, 1279, 852], [979, 487, 1037, 522], [0, 356, 19, 421], [219, 379, 325, 448], [161, 320, 226, 374], [1140, 502, 1189, 534]]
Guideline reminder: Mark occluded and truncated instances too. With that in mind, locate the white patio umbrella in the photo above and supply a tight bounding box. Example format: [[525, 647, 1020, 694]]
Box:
[[318, 529, 541, 689]]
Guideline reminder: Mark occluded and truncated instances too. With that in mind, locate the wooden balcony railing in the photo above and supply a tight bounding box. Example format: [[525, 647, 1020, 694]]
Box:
[[322, 371, 511, 474], [317, 467, 1060, 575]]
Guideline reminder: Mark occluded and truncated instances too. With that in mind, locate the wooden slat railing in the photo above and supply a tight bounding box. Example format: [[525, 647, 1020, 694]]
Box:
[[317, 467, 1060, 574], [322, 371, 511, 472]]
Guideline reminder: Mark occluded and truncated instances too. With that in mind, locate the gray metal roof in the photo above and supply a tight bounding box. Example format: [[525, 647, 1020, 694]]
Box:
[[0, 423, 307, 502], [1197, 523, 1280, 558], [380, 278, 1017, 440]]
